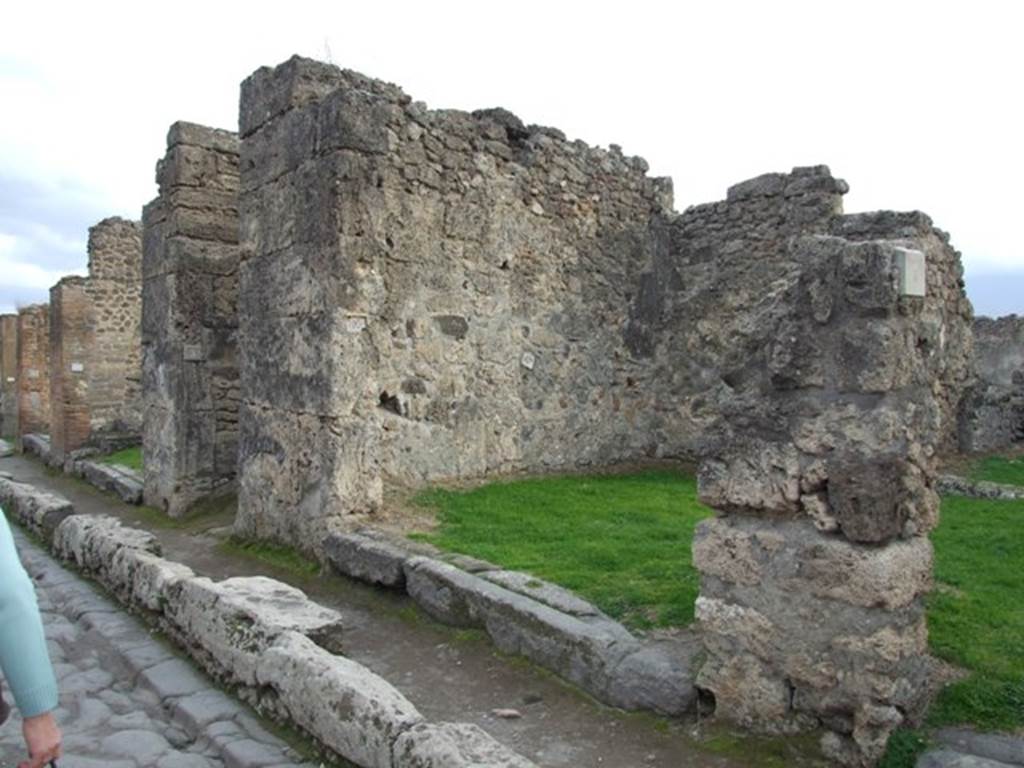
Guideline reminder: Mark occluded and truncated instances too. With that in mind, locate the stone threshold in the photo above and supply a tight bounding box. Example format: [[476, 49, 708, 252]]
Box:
[[0, 474, 537, 768], [324, 530, 701, 717], [20, 432, 144, 504]]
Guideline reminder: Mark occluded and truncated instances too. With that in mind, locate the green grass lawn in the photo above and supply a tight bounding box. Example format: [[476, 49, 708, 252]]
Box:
[[413, 469, 712, 629], [414, 465, 1024, 767], [99, 445, 143, 472], [968, 455, 1024, 487]]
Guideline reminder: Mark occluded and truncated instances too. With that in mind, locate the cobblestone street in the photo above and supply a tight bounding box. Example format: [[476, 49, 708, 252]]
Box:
[[0, 528, 318, 768]]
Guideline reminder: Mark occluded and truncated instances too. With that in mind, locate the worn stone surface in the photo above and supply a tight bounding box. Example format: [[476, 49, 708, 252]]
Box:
[[0, 528, 313, 768], [0, 474, 75, 536], [959, 315, 1024, 453], [15, 304, 50, 445], [19, 432, 51, 463], [392, 722, 537, 768], [0, 314, 17, 438], [917, 750, 1018, 767], [937, 473, 1024, 500], [68, 458, 144, 504], [142, 121, 241, 517], [323, 530, 410, 587], [933, 728, 1024, 766], [257, 631, 423, 768], [48, 218, 143, 467], [403, 555, 700, 713], [162, 575, 344, 687]]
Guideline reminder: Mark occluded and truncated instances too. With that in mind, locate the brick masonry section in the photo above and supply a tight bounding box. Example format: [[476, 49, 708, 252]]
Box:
[[16, 303, 50, 445]]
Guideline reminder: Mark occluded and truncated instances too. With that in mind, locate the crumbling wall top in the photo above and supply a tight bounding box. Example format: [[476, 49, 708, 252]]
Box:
[[87, 217, 142, 281]]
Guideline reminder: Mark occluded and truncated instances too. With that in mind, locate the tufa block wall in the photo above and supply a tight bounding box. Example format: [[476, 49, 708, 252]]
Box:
[[142, 122, 241, 516], [959, 314, 1023, 452], [48, 218, 143, 466], [16, 304, 51, 443], [0, 315, 17, 438], [235, 57, 684, 547]]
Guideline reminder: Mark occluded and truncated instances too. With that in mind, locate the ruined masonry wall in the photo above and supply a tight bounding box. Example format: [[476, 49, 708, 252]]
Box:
[[236, 56, 681, 547], [48, 218, 142, 466], [959, 314, 1023, 452], [690, 197, 973, 766], [142, 122, 240, 516], [0, 315, 17, 437], [16, 305, 50, 443]]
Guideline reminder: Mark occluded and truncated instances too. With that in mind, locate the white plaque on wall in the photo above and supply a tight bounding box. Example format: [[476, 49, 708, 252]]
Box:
[[71, 362, 85, 373]]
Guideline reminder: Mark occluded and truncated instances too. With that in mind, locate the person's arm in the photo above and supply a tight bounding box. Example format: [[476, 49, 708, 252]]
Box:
[[0, 510, 59, 717]]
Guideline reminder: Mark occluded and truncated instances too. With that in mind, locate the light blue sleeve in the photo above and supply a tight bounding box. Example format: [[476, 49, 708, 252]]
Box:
[[0, 509, 59, 718]]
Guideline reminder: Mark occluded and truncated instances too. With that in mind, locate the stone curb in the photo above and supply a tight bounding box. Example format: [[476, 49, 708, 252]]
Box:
[[0, 473, 76, 536], [21, 432, 52, 463], [1, 480, 538, 768], [67, 458, 144, 504], [937, 474, 1024, 501], [13, 532, 318, 768], [324, 531, 700, 716], [0, 437, 13, 457]]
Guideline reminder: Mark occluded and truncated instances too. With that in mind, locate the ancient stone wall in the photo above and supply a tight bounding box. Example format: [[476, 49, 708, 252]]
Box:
[[959, 314, 1023, 452], [16, 304, 51, 443], [47, 218, 142, 466], [142, 121, 240, 516], [236, 56, 681, 547], [688, 199, 973, 765], [0, 315, 17, 437]]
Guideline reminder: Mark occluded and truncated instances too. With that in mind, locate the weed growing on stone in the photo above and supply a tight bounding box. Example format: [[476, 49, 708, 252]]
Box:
[[413, 469, 712, 629], [99, 445, 143, 471], [877, 729, 929, 768]]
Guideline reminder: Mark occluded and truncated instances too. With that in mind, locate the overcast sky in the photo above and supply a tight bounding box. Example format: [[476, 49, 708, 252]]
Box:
[[1, 0, 1020, 317]]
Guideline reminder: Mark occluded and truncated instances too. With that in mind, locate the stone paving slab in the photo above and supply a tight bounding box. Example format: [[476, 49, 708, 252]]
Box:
[[0, 530, 320, 768]]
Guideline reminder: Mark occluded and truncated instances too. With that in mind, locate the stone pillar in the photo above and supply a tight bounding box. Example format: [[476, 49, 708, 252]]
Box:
[[49, 278, 93, 465], [47, 218, 142, 466], [16, 304, 51, 444], [692, 224, 972, 765], [142, 122, 240, 516], [0, 315, 18, 438]]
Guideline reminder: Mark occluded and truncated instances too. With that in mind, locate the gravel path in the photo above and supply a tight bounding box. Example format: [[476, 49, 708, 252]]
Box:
[[0, 528, 320, 768]]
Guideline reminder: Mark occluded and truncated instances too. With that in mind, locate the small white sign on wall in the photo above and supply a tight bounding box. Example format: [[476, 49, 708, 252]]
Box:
[[893, 248, 926, 297], [5, 377, 13, 383], [71, 362, 85, 373]]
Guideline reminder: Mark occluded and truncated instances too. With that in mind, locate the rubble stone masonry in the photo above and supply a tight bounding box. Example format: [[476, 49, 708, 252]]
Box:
[[959, 314, 1023, 452], [236, 57, 682, 547], [16, 304, 51, 443], [142, 122, 240, 516], [48, 218, 142, 466], [0, 315, 17, 437]]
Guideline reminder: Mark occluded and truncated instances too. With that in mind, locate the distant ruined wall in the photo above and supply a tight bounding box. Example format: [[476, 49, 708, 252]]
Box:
[[959, 314, 1023, 452], [48, 218, 142, 465], [0, 315, 17, 438], [16, 304, 50, 442], [236, 56, 681, 547], [142, 122, 240, 516]]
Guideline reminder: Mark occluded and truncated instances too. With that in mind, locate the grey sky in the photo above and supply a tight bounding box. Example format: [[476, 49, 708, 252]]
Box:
[[1, 0, 1020, 316]]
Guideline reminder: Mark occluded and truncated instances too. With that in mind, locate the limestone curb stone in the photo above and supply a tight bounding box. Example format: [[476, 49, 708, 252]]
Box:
[[9, 528, 314, 768], [162, 574, 345, 687], [328, 529, 700, 716], [0, 437, 12, 457], [936, 473, 1024, 501], [392, 722, 537, 768], [20, 432, 52, 463], [68, 458, 145, 504], [257, 631, 424, 768], [11, 492, 536, 768], [0, 474, 75, 535], [932, 728, 1024, 765], [917, 749, 1018, 767]]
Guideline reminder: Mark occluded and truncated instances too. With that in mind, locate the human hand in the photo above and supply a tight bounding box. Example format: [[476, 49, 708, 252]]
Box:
[[18, 711, 61, 768]]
